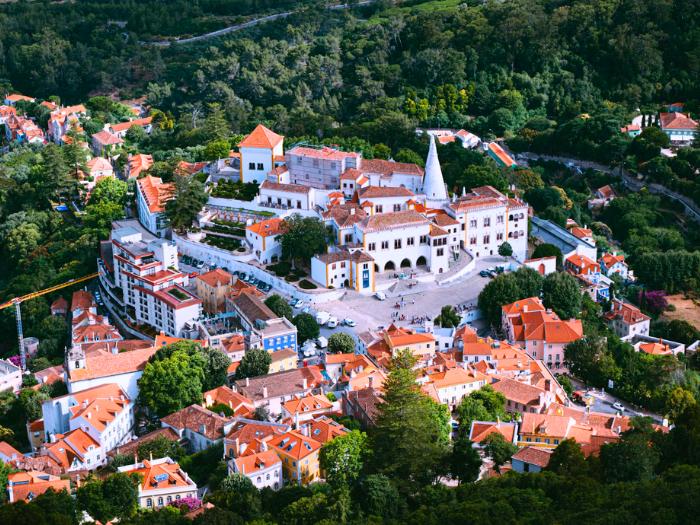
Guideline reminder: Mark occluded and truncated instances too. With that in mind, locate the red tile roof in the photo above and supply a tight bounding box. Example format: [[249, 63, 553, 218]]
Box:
[[196, 269, 233, 288], [137, 175, 175, 213], [512, 446, 552, 468], [239, 124, 283, 149], [110, 117, 152, 133], [469, 421, 517, 444], [659, 112, 698, 130], [604, 299, 650, 325], [246, 218, 285, 237]]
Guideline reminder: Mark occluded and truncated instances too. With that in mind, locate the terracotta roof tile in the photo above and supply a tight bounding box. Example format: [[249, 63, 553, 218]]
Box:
[[239, 124, 283, 149]]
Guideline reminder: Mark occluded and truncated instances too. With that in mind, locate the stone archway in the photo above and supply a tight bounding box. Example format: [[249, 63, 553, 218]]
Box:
[[416, 256, 427, 267], [400, 258, 412, 268], [384, 261, 396, 272]]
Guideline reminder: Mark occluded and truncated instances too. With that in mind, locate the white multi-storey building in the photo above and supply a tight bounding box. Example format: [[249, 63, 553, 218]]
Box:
[[447, 185, 528, 261], [101, 222, 201, 337]]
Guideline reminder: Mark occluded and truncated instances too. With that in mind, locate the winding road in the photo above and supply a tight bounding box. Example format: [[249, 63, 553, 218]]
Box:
[[519, 152, 700, 223], [146, 1, 374, 47]]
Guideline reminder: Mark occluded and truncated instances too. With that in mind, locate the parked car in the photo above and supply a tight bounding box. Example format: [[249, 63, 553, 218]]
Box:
[[238, 272, 247, 281], [612, 402, 625, 412], [326, 316, 338, 328], [343, 318, 356, 327], [479, 270, 490, 278], [316, 336, 328, 349], [295, 300, 306, 309], [195, 261, 204, 270], [315, 311, 331, 325], [374, 291, 386, 301]]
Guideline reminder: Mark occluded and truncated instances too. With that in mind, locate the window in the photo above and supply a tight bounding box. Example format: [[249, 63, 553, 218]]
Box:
[[147, 498, 153, 508], [368, 242, 376, 251], [420, 235, 428, 244], [381, 241, 389, 250], [158, 497, 164, 506], [313, 159, 319, 167], [496, 232, 503, 241], [461, 223, 465, 231], [497, 216, 504, 224], [483, 235, 490, 244], [393, 204, 401, 212], [484, 217, 490, 227], [394, 239, 402, 249], [437, 248, 444, 256], [407, 237, 414, 246], [469, 237, 477, 245], [469, 219, 477, 228], [257, 163, 264, 170], [167, 496, 172, 503], [376, 205, 383, 213]]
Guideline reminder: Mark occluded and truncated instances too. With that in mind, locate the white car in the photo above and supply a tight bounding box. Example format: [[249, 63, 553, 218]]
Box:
[[326, 316, 338, 328], [295, 300, 305, 309], [343, 318, 356, 327], [612, 402, 625, 412], [374, 291, 386, 301]]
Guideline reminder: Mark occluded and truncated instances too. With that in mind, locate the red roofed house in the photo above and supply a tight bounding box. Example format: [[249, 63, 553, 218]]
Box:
[[604, 299, 650, 340], [4, 93, 35, 106], [0, 441, 24, 463], [269, 429, 322, 485], [6, 471, 70, 503], [108, 117, 153, 138], [485, 142, 517, 168], [501, 297, 583, 372], [469, 420, 518, 446], [365, 323, 436, 365], [118, 457, 197, 509], [659, 112, 698, 144], [91, 130, 123, 156], [282, 394, 334, 423], [41, 383, 134, 456], [420, 367, 488, 409], [239, 124, 285, 184], [245, 218, 285, 264], [50, 296, 68, 316], [202, 386, 255, 418], [599, 252, 630, 280], [161, 404, 236, 452], [511, 446, 552, 473], [230, 447, 283, 490]]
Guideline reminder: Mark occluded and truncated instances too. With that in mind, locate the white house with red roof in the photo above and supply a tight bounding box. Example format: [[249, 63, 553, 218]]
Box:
[[245, 217, 285, 264], [136, 175, 175, 237], [3, 93, 35, 106], [659, 112, 698, 144], [48, 104, 86, 144], [118, 457, 198, 509], [41, 383, 133, 456], [604, 299, 650, 340], [239, 124, 285, 184], [108, 117, 153, 138], [6, 470, 71, 503], [599, 252, 631, 280], [258, 180, 318, 211]]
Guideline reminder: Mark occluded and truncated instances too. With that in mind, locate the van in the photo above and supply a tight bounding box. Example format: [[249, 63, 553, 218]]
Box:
[[374, 291, 386, 301], [316, 336, 328, 349], [315, 311, 331, 325]]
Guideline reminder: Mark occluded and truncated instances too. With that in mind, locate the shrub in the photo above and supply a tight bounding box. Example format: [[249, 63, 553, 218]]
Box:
[[299, 279, 317, 289], [285, 274, 299, 282]]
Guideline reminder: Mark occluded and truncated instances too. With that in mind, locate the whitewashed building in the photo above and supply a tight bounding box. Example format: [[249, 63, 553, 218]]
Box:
[[239, 124, 285, 184]]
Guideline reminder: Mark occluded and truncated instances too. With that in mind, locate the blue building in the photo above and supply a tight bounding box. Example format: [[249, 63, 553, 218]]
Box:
[[229, 291, 298, 352]]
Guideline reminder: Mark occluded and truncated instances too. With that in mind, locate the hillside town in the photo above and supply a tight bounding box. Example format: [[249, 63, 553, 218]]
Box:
[[1, 86, 698, 520], [0, 0, 700, 522]]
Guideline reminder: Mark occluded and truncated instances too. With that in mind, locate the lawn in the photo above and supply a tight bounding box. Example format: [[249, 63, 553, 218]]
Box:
[[662, 294, 700, 327]]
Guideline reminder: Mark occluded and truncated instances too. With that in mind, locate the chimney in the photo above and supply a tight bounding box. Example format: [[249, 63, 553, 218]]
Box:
[[302, 378, 308, 390], [245, 377, 250, 387], [199, 424, 206, 434], [261, 440, 268, 452], [111, 344, 118, 355], [368, 376, 374, 389], [262, 386, 268, 398], [544, 379, 551, 392], [301, 424, 310, 437], [294, 412, 300, 430], [350, 208, 355, 215]]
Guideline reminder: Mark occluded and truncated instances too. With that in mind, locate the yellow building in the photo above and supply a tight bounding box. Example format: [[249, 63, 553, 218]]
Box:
[[195, 269, 233, 314], [269, 348, 298, 374], [270, 429, 321, 485]]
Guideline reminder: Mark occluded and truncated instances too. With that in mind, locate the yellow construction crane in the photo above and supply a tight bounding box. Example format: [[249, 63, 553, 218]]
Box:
[[0, 272, 98, 371]]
